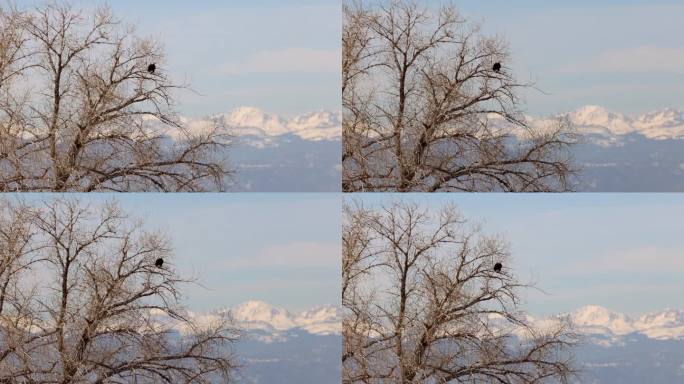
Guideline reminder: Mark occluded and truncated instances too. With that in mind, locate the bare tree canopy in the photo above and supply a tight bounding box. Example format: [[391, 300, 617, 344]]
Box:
[[342, 0, 578, 192], [343, 200, 578, 383], [0, 198, 238, 383], [0, 2, 233, 192]]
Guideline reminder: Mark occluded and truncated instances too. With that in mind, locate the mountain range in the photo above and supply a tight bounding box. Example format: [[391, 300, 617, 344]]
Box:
[[227, 302, 684, 383], [209, 301, 684, 344], [212, 107, 341, 142], [184, 107, 341, 192], [505, 105, 684, 191], [158, 300, 342, 342], [224, 300, 342, 337], [191, 301, 342, 384], [525, 105, 684, 144], [527, 306, 684, 383], [174, 105, 684, 191], [180, 302, 684, 383], [571, 106, 684, 141], [210, 105, 684, 144], [141, 107, 341, 191], [183, 105, 684, 145], [531, 305, 684, 344], [181, 107, 341, 145]]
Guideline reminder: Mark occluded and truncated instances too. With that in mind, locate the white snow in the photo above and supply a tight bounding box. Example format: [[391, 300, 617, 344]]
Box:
[[529, 305, 684, 343], [553, 106, 684, 141], [171, 105, 684, 146], [140, 300, 341, 338], [221, 300, 341, 335], [571, 305, 636, 336], [488, 105, 684, 144], [634, 309, 684, 340], [219, 107, 290, 135], [567, 106, 635, 136], [152, 107, 341, 144], [212, 107, 341, 141]]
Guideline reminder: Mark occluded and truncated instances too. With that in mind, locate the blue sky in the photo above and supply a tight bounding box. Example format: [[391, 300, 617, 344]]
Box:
[[422, 0, 684, 116], [15, 1, 683, 118], [15, 0, 340, 117], [15, 193, 341, 312], [353, 194, 684, 317]]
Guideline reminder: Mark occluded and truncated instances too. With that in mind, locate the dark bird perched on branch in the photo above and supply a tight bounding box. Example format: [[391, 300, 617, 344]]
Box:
[[155, 258, 164, 268], [147, 63, 156, 74], [492, 62, 502, 72], [493, 262, 503, 273]]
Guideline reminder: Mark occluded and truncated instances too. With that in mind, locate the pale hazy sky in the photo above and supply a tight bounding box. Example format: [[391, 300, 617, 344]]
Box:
[[354, 194, 684, 318], [15, 1, 683, 118], [19, 193, 684, 317], [420, 1, 684, 116], [14, 0, 340, 118], [15, 194, 341, 313]]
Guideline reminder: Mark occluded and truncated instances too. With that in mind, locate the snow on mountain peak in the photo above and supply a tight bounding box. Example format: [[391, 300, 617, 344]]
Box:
[[293, 305, 343, 335], [172, 105, 684, 144], [141, 301, 340, 339], [221, 301, 341, 335], [229, 300, 297, 331], [207, 107, 341, 141], [216, 107, 288, 136], [285, 110, 341, 141], [290, 111, 340, 127], [519, 105, 684, 142], [571, 305, 636, 335], [526, 306, 684, 342], [632, 309, 684, 340], [571, 105, 615, 118], [567, 106, 634, 136], [634, 108, 684, 129], [637, 308, 684, 327], [296, 305, 343, 324]]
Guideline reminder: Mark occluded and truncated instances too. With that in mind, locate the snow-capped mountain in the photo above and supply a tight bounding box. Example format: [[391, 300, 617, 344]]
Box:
[[545, 306, 684, 383], [230, 303, 684, 383], [177, 107, 341, 192], [223, 301, 341, 384], [505, 105, 684, 192], [571, 305, 637, 337], [229, 301, 299, 331], [214, 107, 341, 192], [224, 300, 342, 336], [191, 107, 341, 143], [522, 105, 684, 143], [530, 305, 684, 342], [147, 301, 341, 338], [567, 106, 635, 137]]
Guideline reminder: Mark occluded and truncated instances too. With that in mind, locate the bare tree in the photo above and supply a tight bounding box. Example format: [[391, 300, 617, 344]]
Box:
[[0, 2, 233, 192], [0, 199, 45, 381], [342, 200, 578, 383], [342, 1, 578, 192], [0, 198, 238, 383]]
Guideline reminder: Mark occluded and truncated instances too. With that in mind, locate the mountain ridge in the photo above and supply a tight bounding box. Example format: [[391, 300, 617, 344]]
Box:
[[180, 301, 684, 342], [525, 105, 684, 142], [178, 105, 684, 143], [208, 300, 341, 336], [531, 305, 684, 343], [182, 107, 341, 143]]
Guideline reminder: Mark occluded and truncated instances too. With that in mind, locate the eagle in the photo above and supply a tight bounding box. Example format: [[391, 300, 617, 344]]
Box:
[[492, 62, 502, 72], [147, 63, 157, 74], [155, 258, 164, 268], [493, 262, 503, 273]]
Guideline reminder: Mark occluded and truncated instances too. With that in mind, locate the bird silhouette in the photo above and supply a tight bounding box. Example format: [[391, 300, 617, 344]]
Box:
[[147, 63, 156, 74], [493, 262, 503, 273], [492, 62, 502, 72], [155, 258, 164, 268]]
